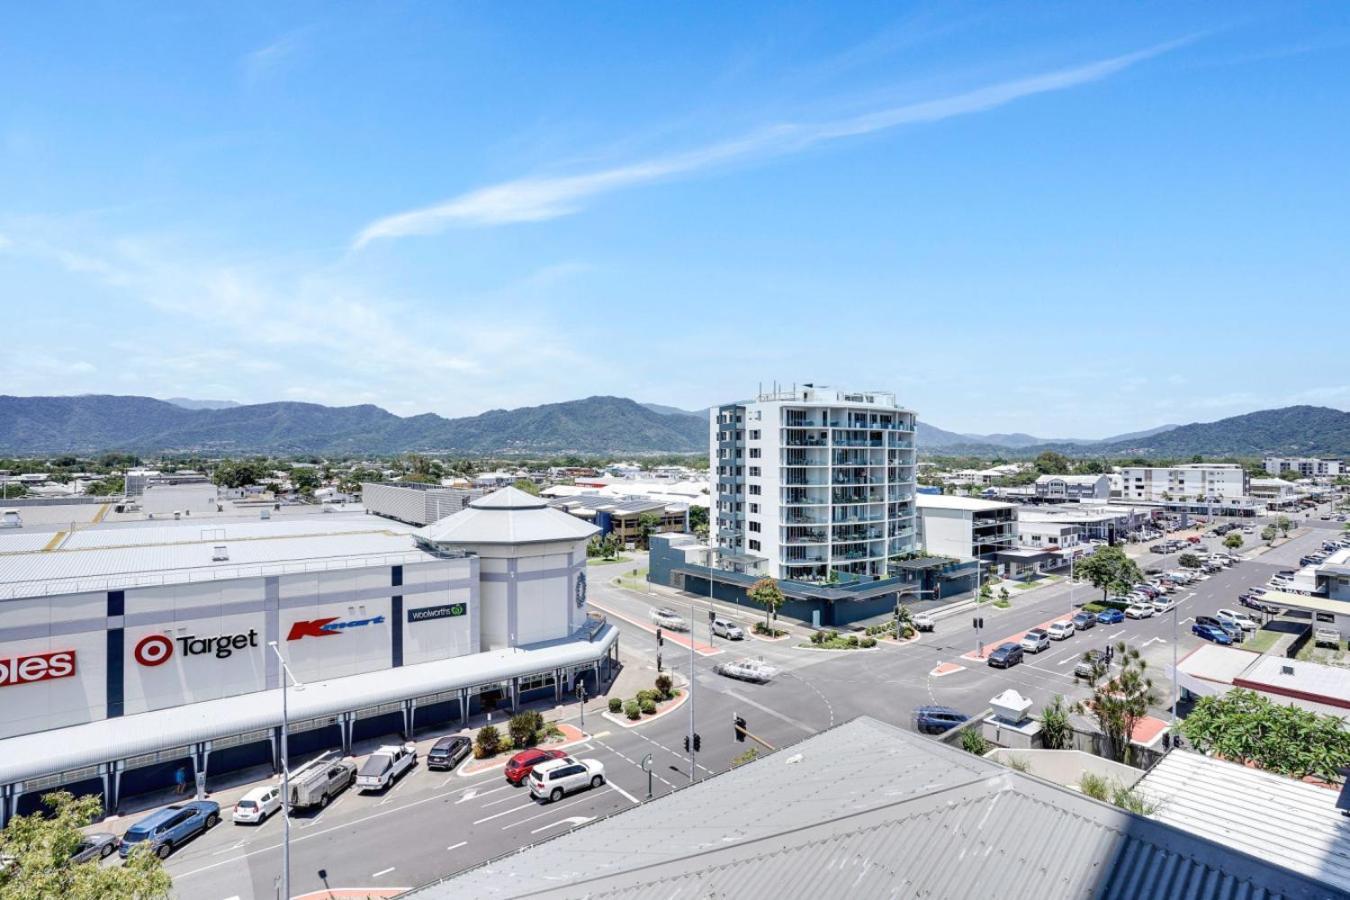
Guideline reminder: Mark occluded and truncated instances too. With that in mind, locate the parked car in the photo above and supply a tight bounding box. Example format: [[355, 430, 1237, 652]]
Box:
[[71, 832, 120, 863], [1149, 544, 1169, 554], [286, 752, 356, 811], [912, 706, 969, 735], [505, 747, 569, 785], [711, 617, 745, 639], [232, 785, 282, 825], [529, 757, 605, 803], [1313, 626, 1342, 648], [356, 744, 417, 791], [650, 607, 688, 631], [1096, 608, 1125, 625], [1216, 608, 1258, 633], [1195, 615, 1242, 642], [120, 801, 220, 859], [1074, 649, 1109, 680], [1020, 629, 1051, 653], [1070, 612, 1097, 631], [714, 658, 775, 683], [427, 735, 473, 771], [1125, 603, 1153, 619], [1151, 596, 1177, 615], [912, 612, 936, 632], [1187, 535, 1202, 544], [987, 643, 1024, 668], [1192, 622, 1233, 644], [1047, 621, 1075, 641]]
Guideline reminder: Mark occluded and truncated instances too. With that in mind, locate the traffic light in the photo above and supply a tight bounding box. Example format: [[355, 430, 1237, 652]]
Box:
[[734, 715, 747, 742], [708, 609, 715, 624], [973, 616, 984, 630], [693, 733, 702, 753], [683, 734, 691, 753]]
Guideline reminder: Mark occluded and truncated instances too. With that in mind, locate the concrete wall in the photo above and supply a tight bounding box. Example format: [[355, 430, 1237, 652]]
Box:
[[987, 748, 1144, 790], [917, 506, 973, 559]]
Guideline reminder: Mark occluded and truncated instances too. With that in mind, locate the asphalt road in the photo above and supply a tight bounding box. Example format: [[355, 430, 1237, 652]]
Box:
[[87, 504, 1346, 898]]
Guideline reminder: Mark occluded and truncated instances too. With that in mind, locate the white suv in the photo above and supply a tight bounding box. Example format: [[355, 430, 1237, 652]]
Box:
[[711, 618, 745, 640], [1216, 608, 1258, 633], [529, 757, 605, 803]]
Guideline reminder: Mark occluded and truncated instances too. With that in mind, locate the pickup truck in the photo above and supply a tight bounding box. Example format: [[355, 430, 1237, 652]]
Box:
[[1074, 650, 1110, 681], [1313, 626, 1342, 648], [650, 607, 689, 631], [355, 744, 417, 791], [911, 613, 935, 632]]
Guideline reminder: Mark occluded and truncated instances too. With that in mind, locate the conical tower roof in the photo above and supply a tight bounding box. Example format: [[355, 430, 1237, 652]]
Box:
[[415, 486, 598, 546]]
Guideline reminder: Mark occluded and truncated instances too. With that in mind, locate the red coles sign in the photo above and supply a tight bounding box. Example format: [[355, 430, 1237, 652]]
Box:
[[0, 650, 77, 688]]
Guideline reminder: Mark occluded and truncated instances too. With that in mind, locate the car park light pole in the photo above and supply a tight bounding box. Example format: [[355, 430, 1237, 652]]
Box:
[[269, 641, 303, 900]]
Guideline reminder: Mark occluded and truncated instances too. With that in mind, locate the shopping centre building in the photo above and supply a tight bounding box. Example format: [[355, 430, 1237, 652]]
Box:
[[0, 487, 617, 824]]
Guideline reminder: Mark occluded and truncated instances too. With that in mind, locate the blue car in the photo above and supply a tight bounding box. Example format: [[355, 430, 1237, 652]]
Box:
[[1192, 622, 1233, 645], [120, 800, 220, 859], [1096, 608, 1125, 625], [912, 706, 969, 735]]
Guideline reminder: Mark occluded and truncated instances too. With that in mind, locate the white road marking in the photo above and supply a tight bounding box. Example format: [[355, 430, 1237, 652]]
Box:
[[372, 866, 396, 878], [504, 793, 605, 830], [472, 801, 537, 825], [446, 841, 467, 851], [480, 791, 530, 809], [531, 815, 594, 835], [1057, 655, 1080, 666], [1107, 629, 1126, 639], [1143, 637, 1168, 647], [608, 779, 641, 805]]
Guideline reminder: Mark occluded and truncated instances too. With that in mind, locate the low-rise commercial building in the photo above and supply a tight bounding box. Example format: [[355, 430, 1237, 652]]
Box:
[[0, 487, 617, 825], [1033, 473, 1111, 502], [915, 494, 1016, 561], [545, 495, 688, 547], [362, 481, 490, 526], [1263, 456, 1344, 478], [1117, 463, 1248, 504]]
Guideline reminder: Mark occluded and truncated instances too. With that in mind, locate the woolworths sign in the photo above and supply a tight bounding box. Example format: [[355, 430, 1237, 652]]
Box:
[[407, 602, 467, 623]]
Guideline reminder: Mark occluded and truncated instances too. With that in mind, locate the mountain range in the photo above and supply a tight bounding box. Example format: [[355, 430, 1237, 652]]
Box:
[[0, 395, 1346, 458]]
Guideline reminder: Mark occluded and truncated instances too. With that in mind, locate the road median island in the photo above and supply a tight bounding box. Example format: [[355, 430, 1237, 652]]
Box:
[[458, 722, 590, 777], [600, 674, 689, 730]]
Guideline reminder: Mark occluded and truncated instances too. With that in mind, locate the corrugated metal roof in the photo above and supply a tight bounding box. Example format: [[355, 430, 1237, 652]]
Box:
[[408, 718, 1341, 900], [0, 626, 618, 785], [1138, 750, 1350, 895]]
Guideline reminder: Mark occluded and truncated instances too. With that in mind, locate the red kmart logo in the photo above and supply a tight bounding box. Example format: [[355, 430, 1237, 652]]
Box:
[[286, 615, 385, 641]]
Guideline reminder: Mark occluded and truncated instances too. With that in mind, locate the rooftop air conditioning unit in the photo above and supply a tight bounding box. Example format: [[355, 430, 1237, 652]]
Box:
[[212, 545, 229, 561]]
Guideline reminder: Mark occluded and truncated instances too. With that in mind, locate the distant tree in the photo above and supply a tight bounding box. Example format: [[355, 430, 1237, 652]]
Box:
[[1077, 458, 1106, 475], [511, 478, 541, 496], [0, 481, 28, 499], [687, 505, 709, 538], [1281, 470, 1302, 482], [85, 476, 124, 497], [1276, 515, 1292, 536], [1189, 454, 1204, 464], [213, 460, 268, 489], [636, 512, 661, 548], [1177, 552, 1201, 569], [1261, 524, 1277, 544], [1223, 532, 1244, 551], [0, 791, 172, 898], [1075, 546, 1142, 600], [1075, 642, 1157, 765], [747, 577, 785, 632], [292, 468, 321, 495], [1033, 451, 1071, 475]]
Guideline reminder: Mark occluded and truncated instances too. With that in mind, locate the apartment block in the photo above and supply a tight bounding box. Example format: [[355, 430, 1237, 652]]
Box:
[[1262, 457, 1344, 478], [712, 385, 917, 582], [1116, 463, 1249, 503], [915, 494, 1018, 561]]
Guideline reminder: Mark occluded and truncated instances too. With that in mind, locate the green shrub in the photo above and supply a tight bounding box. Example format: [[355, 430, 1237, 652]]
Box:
[[474, 724, 501, 758], [509, 709, 545, 748], [624, 700, 641, 720], [1112, 785, 1160, 815], [654, 674, 674, 700], [608, 697, 623, 713], [846, 634, 859, 647], [499, 735, 514, 753], [860, 636, 877, 648], [545, 722, 563, 740], [810, 630, 826, 645], [640, 698, 657, 715], [1079, 772, 1110, 801], [1082, 602, 1106, 614], [636, 689, 658, 705], [960, 729, 990, 756]]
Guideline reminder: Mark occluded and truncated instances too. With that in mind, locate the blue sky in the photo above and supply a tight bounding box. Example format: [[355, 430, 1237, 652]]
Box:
[[2, 2, 1347, 437]]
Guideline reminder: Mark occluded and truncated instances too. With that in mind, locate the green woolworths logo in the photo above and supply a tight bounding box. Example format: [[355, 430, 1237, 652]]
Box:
[[407, 603, 466, 623]]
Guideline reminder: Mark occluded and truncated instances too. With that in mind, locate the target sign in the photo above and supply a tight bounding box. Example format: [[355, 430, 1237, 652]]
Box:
[[134, 634, 175, 667]]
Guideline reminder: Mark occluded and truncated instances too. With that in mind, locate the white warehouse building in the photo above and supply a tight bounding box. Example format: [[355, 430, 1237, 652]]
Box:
[[0, 487, 616, 825]]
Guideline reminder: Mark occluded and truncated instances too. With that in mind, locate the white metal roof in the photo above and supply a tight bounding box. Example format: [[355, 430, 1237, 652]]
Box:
[[1138, 750, 1350, 895], [417, 487, 598, 546], [0, 626, 617, 786], [914, 494, 1016, 512]]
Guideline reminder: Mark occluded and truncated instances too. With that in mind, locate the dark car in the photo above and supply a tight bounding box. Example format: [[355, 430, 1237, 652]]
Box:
[[1195, 615, 1243, 642], [71, 832, 120, 863], [1096, 608, 1125, 625], [1192, 622, 1232, 644], [120, 801, 220, 860], [427, 735, 472, 771], [1071, 612, 1097, 631], [504, 748, 568, 785], [987, 643, 1023, 669], [912, 706, 969, 735]]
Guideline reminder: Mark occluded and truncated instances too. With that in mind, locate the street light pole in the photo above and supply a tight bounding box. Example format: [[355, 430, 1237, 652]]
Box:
[[268, 642, 301, 900]]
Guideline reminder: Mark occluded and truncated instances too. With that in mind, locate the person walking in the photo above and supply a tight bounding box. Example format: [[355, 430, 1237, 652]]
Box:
[[174, 765, 188, 795]]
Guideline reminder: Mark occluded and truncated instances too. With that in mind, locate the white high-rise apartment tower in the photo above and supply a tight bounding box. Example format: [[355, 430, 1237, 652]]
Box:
[[712, 384, 918, 582]]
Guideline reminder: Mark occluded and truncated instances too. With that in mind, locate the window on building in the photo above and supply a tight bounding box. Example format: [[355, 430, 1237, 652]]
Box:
[[748, 539, 761, 551], [749, 448, 761, 459], [749, 466, 760, 477], [749, 484, 761, 496], [749, 503, 759, 513], [749, 430, 760, 440], [749, 521, 761, 532]]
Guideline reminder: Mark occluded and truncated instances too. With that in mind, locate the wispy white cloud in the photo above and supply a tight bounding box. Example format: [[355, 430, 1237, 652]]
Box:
[[241, 29, 310, 86], [354, 39, 1186, 248]]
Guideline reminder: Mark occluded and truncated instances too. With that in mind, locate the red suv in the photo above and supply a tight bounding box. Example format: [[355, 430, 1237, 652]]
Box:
[[505, 748, 568, 785]]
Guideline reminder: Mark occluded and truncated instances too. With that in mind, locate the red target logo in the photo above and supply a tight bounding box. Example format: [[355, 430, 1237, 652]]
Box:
[[134, 634, 175, 667]]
